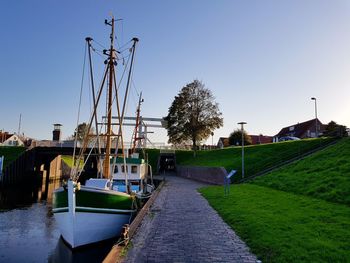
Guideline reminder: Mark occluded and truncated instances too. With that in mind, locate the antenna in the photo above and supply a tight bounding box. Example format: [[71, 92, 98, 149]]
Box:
[[18, 113, 22, 135]]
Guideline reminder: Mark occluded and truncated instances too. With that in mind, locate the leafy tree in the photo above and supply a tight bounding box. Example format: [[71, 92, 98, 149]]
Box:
[[324, 121, 348, 138], [228, 129, 252, 146], [165, 80, 223, 150], [73, 122, 94, 144]]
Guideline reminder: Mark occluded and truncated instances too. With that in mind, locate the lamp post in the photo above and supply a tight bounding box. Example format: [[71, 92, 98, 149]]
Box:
[[311, 97, 318, 137], [238, 122, 247, 179]]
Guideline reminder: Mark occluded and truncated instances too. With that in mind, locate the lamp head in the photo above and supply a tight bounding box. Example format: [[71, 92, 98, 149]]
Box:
[[311, 97, 316, 101]]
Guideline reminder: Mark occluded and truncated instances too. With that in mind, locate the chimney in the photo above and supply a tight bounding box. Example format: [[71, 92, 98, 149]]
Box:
[[53, 124, 62, 141]]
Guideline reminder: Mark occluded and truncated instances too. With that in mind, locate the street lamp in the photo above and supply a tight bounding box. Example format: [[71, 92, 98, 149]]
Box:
[[238, 122, 247, 179], [311, 97, 318, 137]]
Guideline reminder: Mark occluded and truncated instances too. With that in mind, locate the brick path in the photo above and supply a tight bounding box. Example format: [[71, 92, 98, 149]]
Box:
[[123, 174, 258, 263]]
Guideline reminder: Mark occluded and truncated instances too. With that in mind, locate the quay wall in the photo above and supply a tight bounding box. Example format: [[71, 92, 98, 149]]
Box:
[[0, 150, 63, 185], [176, 165, 227, 185]]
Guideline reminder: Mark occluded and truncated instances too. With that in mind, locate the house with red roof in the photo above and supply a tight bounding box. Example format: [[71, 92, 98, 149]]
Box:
[[250, 134, 273, 145], [0, 131, 25, 146], [274, 118, 325, 141]]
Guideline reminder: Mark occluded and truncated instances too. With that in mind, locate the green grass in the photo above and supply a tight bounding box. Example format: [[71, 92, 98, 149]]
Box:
[[176, 137, 335, 179], [198, 138, 350, 262], [252, 138, 350, 205], [61, 155, 83, 168], [200, 184, 350, 263], [0, 146, 25, 168]]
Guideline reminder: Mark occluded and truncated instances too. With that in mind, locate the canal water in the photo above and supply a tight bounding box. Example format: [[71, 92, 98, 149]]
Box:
[[0, 176, 116, 263]]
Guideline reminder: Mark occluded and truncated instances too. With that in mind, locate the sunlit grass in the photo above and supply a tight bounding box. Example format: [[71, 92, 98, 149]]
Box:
[[176, 137, 335, 179], [199, 138, 350, 262], [200, 184, 350, 263], [61, 155, 83, 169], [253, 138, 350, 205]]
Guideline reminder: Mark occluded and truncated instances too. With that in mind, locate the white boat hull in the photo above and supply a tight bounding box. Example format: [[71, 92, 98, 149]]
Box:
[[54, 210, 130, 248], [53, 180, 135, 248]]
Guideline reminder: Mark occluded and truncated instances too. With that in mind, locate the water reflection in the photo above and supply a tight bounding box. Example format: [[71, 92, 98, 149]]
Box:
[[48, 237, 116, 263], [0, 174, 113, 262], [0, 174, 61, 211]]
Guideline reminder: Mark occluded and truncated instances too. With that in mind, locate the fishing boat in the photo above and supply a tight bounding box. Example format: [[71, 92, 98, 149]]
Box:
[[52, 17, 152, 248]]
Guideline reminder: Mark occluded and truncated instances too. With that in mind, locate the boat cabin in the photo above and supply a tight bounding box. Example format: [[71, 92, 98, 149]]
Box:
[[111, 155, 148, 193], [111, 156, 147, 180]]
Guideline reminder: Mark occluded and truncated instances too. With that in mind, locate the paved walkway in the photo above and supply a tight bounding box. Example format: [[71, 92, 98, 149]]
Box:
[[124, 174, 257, 263]]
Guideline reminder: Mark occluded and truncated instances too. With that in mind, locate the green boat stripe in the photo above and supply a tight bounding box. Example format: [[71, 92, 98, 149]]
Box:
[[81, 187, 131, 197], [52, 206, 136, 214], [53, 187, 134, 210], [76, 206, 136, 213], [53, 207, 68, 213]]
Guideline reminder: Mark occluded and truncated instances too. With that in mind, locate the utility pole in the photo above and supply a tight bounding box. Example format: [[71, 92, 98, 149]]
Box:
[[18, 113, 22, 135], [311, 97, 318, 137], [238, 122, 247, 179]]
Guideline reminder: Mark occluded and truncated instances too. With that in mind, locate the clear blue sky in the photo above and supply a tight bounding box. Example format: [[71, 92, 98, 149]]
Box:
[[1, 1, 349, 144]]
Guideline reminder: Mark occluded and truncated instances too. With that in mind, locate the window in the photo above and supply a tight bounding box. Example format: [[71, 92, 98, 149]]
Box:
[[114, 165, 118, 173], [131, 165, 138, 174], [121, 165, 128, 173]]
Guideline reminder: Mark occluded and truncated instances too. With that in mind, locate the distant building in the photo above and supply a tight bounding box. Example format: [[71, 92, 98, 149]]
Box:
[[250, 134, 273, 145], [0, 131, 12, 144], [217, 137, 230, 149], [274, 118, 325, 141], [217, 134, 272, 148], [0, 132, 24, 146]]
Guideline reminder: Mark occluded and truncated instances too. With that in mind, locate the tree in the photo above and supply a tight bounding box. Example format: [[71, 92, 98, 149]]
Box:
[[228, 129, 252, 146], [324, 121, 348, 138], [165, 80, 223, 150], [73, 122, 94, 144]]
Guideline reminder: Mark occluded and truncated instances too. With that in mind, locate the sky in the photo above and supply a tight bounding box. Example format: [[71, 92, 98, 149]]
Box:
[[1, 0, 349, 145]]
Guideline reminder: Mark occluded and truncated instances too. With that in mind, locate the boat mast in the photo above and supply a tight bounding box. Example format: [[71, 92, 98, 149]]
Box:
[[131, 92, 143, 154], [103, 17, 116, 179], [86, 37, 103, 177]]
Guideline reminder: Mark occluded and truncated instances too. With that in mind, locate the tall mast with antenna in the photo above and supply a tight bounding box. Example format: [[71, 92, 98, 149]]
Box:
[[18, 113, 22, 135], [103, 17, 116, 179], [131, 92, 143, 153]]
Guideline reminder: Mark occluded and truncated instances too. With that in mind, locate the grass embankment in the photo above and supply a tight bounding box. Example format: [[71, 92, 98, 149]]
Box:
[[200, 138, 350, 262], [61, 155, 83, 168], [200, 185, 350, 263], [177, 137, 334, 179], [61, 155, 74, 168], [253, 138, 350, 205], [0, 146, 25, 168]]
